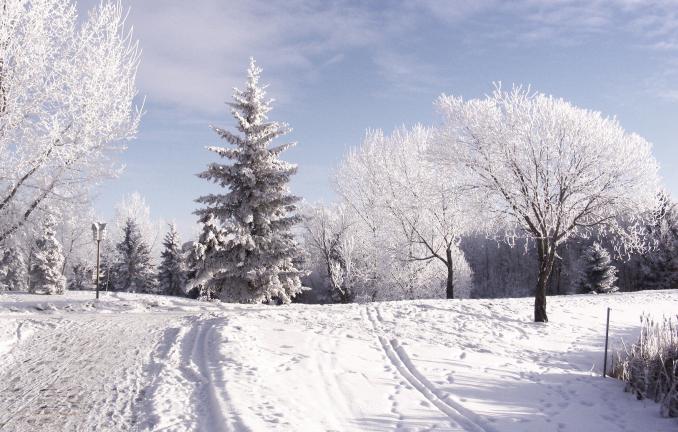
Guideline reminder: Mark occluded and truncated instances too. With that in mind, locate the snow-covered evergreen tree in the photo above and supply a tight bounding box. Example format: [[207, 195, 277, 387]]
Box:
[[98, 240, 116, 292], [194, 58, 306, 304], [68, 262, 92, 291], [188, 213, 226, 300], [29, 219, 67, 294], [158, 223, 187, 296], [0, 247, 28, 292], [577, 242, 619, 294], [112, 218, 156, 293]]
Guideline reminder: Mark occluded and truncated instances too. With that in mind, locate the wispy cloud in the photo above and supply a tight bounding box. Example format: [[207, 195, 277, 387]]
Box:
[[77, 0, 678, 111]]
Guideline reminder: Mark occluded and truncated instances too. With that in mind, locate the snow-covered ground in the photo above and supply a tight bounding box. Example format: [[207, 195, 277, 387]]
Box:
[[0, 290, 676, 431]]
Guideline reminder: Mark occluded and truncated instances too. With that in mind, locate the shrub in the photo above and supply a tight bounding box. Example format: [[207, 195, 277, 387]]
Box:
[[612, 314, 678, 417]]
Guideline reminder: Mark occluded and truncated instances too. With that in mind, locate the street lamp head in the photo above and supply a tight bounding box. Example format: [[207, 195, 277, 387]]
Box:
[[92, 222, 107, 242]]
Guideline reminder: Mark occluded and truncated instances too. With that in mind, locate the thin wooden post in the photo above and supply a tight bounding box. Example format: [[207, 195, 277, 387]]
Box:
[[603, 307, 611, 377]]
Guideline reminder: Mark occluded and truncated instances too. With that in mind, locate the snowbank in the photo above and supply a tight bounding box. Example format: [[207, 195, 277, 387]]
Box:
[[0, 289, 676, 431]]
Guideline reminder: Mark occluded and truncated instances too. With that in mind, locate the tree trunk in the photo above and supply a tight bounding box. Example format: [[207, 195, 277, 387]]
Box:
[[535, 238, 555, 322], [446, 247, 454, 299]]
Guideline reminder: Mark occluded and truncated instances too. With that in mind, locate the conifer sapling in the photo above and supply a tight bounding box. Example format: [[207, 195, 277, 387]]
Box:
[[578, 242, 619, 294]]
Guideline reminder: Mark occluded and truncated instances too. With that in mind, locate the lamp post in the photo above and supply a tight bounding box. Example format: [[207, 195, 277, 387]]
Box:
[[92, 222, 107, 300]]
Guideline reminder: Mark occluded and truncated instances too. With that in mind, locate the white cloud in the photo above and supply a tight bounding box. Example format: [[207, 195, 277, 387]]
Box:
[[74, 0, 678, 111]]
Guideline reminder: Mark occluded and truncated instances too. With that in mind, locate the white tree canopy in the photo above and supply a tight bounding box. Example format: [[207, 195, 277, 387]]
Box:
[[113, 192, 163, 260], [0, 0, 141, 243], [435, 85, 661, 321], [335, 125, 474, 300]]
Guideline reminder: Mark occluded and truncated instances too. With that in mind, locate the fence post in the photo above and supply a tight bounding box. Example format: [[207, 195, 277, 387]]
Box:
[[603, 307, 611, 378]]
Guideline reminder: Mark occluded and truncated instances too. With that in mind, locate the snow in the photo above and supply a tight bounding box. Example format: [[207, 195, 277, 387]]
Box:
[[0, 290, 676, 431]]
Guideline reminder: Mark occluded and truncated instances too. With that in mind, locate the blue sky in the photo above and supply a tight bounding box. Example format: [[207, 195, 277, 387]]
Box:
[[78, 0, 678, 239]]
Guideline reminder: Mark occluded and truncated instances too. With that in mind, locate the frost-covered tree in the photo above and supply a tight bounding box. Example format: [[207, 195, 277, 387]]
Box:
[[98, 239, 117, 292], [194, 58, 305, 304], [577, 242, 618, 294], [0, 0, 141, 243], [29, 219, 66, 294], [158, 223, 186, 296], [188, 213, 226, 300], [436, 85, 660, 321], [337, 125, 473, 299], [112, 218, 155, 293], [114, 192, 163, 260], [0, 246, 28, 291], [302, 204, 357, 303], [639, 193, 678, 291], [68, 262, 92, 291], [57, 203, 96, 275]]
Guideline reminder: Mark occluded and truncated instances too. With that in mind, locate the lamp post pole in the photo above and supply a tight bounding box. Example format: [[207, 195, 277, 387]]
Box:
[[95, 238, 101, 299], [92, 222, 107, 300]]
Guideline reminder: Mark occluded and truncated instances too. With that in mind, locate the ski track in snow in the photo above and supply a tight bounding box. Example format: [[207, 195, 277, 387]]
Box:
[[365, 304, 494, 432], [137, 313, 248, 432], [0, 290, 677, 431]]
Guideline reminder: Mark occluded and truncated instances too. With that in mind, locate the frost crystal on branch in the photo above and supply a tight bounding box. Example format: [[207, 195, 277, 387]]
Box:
[[194, 58, 305, 304]]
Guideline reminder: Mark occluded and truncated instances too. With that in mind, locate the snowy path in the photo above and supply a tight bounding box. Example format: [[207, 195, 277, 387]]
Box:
[[0, 290, 677, 431], [0, 313, 179, 431]]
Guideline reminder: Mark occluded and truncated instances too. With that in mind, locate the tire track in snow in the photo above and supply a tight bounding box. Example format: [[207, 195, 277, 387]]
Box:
[[365, 304, 496, 432]]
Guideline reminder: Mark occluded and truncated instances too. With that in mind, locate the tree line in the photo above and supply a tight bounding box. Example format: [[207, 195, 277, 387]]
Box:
[[1, 0, 675, 323]]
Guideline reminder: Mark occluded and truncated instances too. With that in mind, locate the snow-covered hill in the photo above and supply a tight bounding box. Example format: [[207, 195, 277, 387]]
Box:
[[0, 290, 676, 431]]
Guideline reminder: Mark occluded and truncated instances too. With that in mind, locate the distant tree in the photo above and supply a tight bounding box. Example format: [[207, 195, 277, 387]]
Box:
[[336, 125, 474, 299], [56, 204, 97, 276], [29, 219, 67, 294], [577, 242, 618, 294], [436, 85, 660, 321], [112, 218, 156, 293], [0, 246, 28, 291], [158, 223, 187, 296], [98, 239, 116, 292], [68, 262, 93, 291], [194, 58, 305, 304], [113, 192, 163, 259], [302, 204, 357, 303], [639, 193, 678, 290]]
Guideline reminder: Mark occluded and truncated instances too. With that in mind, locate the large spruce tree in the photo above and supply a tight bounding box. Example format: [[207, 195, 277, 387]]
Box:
[[194, 58, 305, 304]]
